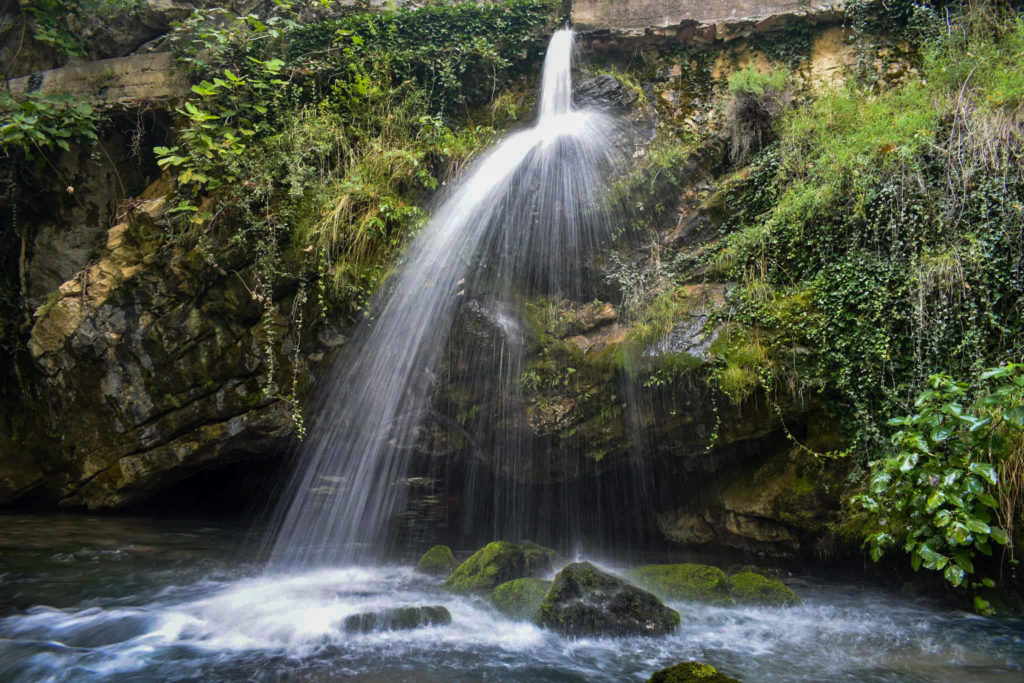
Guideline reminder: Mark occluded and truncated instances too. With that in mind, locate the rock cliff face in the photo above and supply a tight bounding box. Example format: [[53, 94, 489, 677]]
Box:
[[2, 0, 863, 559]]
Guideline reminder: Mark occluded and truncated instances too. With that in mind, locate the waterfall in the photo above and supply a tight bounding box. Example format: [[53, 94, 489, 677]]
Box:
[[266, 28, 623, 566]]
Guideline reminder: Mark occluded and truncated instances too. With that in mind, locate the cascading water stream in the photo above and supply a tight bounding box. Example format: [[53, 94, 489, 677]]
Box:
[[265, 28, 623, 566]]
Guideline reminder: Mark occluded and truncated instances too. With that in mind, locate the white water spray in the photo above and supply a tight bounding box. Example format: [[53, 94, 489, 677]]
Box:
[[265, 28, 622, 566]]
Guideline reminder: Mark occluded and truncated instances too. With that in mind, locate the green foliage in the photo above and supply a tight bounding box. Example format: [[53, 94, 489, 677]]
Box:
[[855, 363, 1023, 599], [157, 0, 554, 312], [726, 67, 789, 97], [705, 4, 1024, 460], [0, 91, 99, 158]]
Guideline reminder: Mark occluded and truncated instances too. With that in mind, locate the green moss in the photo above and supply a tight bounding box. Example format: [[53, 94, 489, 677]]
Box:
[[490, 578, 551, 620], [726, 570, 800, 607], [627, 564, 734, 606], [648, 661, 740, 683], [415, 545, 458, 577], [443, 541, 552, 594], [537, 562, 681, 637]]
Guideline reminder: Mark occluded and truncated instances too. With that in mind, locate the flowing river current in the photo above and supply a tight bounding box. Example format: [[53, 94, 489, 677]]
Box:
[[1, 515, 1023, 682]]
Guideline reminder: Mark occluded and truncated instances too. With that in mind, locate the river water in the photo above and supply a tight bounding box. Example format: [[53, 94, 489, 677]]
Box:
[[1, 514, 1022, 681]]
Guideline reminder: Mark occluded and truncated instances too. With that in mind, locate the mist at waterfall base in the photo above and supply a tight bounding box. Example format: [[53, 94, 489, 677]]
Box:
[[3, 30, 1024, 683], [3, 515, 1024, 681], [264, 28, 638, 566]]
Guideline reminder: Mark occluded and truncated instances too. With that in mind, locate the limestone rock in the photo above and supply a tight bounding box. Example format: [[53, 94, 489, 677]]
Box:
[[537, 561, 680, 637]]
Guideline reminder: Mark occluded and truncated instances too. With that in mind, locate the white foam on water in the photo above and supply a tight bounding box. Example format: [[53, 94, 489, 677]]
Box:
[[3, 565, 1023, 682]]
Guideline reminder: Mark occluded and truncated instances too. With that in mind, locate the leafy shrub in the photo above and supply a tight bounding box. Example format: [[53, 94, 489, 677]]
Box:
[[856, 363, 1023, 609], [157, 0, 555, 313], [0, 91, 99, 158]]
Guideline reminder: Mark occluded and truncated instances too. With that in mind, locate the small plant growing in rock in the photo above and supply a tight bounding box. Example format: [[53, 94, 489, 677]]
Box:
[[722, 67, 791, 166]]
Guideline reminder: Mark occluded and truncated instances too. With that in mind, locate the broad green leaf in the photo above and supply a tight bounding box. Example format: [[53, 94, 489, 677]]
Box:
[[925, 489, 946, 513], [965, 518, 991, 535], [1005, 405, 1024, 428], [976, 491, 998, 509], [989, 527, 1009, 545], [947, 522, 971, 545], [900, 452, 919, 472], [968, 462, 998, 486], [944, 563, 965, 587]]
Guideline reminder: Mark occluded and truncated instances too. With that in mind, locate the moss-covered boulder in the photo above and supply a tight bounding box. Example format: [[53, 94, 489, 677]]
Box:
[[627, 564, 734, 606], [444, 541, 554, 594], [343, 605, 452, 633], [648, 661, 740, 682], [415, 545, 458, 577], [726, 571, 799, 607], [490, 578, 551, 620], [537, 561, 680, 637], [520, 541, 557, 575]]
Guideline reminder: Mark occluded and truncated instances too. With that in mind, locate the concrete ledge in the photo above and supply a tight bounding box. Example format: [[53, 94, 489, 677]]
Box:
[[7, 52, 188, 107]]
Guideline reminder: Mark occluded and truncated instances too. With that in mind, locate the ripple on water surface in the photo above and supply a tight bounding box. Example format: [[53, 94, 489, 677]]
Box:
[[1, 517, 1023, 681]]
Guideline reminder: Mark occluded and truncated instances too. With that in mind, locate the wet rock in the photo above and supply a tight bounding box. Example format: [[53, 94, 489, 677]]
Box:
[[574, 74, 639, 111], [627, 564, 733, 606], [343, 605, 451, 633], [415, 545, 458, 577], [648, 661, 740, 682], [490, 577, 551, 620], [537, 561, 680, 637], [444, 540, 554, 594], [726, 570, 799, 607]]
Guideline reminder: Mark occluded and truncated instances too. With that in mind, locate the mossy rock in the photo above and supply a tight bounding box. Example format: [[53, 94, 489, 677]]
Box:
[[415, 545, 458, 577], [490, 578, 551, 620], [343, 605, 452, 633], [444, 540, 554, 594], [648, 661, 740, 682], [726, 571, 799, 607], [627, 564, 734, 606], [520, 540, 557, 575], [537, 561, 681, 637]]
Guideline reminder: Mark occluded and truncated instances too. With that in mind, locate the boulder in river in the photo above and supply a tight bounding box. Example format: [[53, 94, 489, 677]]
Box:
[[343, 606, 452, 633], [648, 661, 740, 682], [627, 563, 734, 606], [536, 562, 680, 637], [415, 545, 458, 577], [444, 541, 554, 594], [726, 570, 800, 607], [490, 578, 551, 620]]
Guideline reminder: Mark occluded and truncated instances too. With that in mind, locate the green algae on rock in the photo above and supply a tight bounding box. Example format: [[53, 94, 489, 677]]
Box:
[[415, 545, 458, 577], [343, 605, 452, 633], [648, 661, 740, 682], [490, 577, 552, 620], [444, 541, 554, 594], [627, 564, 734, 606], [726, 571, 800, 607], [537, 561, 680, 637]]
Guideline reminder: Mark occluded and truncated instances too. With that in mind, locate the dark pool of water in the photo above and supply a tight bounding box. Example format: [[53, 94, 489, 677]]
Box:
[[1, 514, 1022, 681]]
